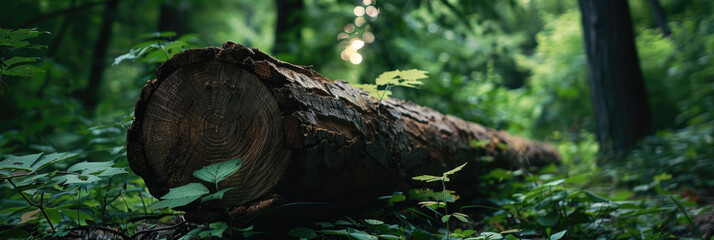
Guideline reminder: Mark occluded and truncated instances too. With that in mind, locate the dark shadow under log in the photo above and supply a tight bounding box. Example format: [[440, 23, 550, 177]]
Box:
[[127, 42, 560, 230]]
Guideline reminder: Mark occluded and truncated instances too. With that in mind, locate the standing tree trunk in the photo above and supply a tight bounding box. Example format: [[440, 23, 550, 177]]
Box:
[[578, 0, 652, 154], [127, 42, 560, 228], [273, 0, 303, 57], [79, 0, 119, 110]]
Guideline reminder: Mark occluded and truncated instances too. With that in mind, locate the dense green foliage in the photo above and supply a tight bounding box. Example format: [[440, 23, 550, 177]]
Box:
[[1, 0, 713, 239]]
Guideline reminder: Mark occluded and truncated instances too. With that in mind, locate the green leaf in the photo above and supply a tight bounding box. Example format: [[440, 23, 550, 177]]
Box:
[[444, 162, 468, 176], [584, 190, 610, 203], [452, 212, 469, 223], [201, 187, 236, 202], [418, 201, 445, 209], [2, 56, 39, 68], [375, 70, 401, 86], [96, 167, 128, 177], [67, 161, 115, 174], [564, 173, 590, 184], [548, 230, 567, 240], [442, 214, 451, 223], [193, 158, 242, 184], [288, 227, 317, 238], [412, 175, 442, 182], [31, 152, 77, 172], [349, 230, 378, 240], [398, 69, 429, 81], [177, 228, 203, 240], [45, 208, 62, 226], [160, 183, 210, 199], [52, 174, 102, 184], [150, 183, 209, 209], [198, 222, 229, 238], [2, 64, 44, 77], [536, 212, 560, 226], [364, 219, 384, 225], [65, 210, 93, 225], [0, 153, 42, 170], [353, 84, 380, 98]]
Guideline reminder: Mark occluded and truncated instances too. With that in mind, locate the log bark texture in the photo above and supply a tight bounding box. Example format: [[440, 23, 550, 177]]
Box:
[[127, 42, 560, 223]]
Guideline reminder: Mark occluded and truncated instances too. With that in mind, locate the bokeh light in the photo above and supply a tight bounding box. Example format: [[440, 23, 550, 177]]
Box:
[[354, 6, 365, 16], [350, 53, 363, 64]]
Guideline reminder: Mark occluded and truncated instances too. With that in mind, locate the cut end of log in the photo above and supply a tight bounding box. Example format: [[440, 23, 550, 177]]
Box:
[[127, 48, 292, 208]]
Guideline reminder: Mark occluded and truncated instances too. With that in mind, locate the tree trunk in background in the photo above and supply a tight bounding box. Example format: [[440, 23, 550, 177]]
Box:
[[80, 0, 119, 109], [126, 42, 561, 230], [158, 1, 188, 38], [648, 0, 671, 37], [577, 0, 652, 155], [273, 0, 303, 56]]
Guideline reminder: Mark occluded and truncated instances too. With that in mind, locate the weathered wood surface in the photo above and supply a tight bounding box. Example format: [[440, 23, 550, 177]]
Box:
[[126, 42, 560, 223]]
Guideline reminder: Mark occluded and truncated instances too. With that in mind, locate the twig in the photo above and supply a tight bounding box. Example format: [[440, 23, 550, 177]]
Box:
[[70, 225, 131, 240], [131, 221, 189, 238], [7, 179, 55, 232]]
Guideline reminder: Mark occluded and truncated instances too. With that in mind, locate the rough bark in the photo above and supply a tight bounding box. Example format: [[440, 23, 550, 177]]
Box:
[[126, 42, 560, 226], [578, 0, 652, 154]]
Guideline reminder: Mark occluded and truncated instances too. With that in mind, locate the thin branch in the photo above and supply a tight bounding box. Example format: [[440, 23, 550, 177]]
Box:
[[7, 179, 56, 232], [131, 221, 189, 238], [70, 225, 131, 240]]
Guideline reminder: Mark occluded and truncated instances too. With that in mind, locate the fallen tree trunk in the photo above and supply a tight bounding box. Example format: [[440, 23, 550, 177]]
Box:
[[126, 42, 559, 225]]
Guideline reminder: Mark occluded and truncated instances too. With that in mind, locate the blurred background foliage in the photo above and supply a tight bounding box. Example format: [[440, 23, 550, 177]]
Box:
[[1, 0, 714, 238]]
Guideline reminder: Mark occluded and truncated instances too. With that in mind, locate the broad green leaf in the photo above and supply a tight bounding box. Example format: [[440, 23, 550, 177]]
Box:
[[96, 167, 128, 176], [536, 212, 560, 226], [193, 158, 242, 184], [375, 70, 401, 86], [444, 162, 468, 176], [0, 153, 42, 170], [548, 230, 567, 240], [201, 187, 236, 202], [198, 222, 229, 238], [31, 152, 77, 172], [67, 161, 115, 174], [441, 214, 451, 223], [564, 173, 591, 184], [353, 84, 379, 98], [177, 228, 203, 240], [418, 201, 445, 208], [364, 219, 384, 225], [453, 213, 469, 223], [288, 227, 317, 238], [65, 210, 93, 225], [543, 179, 565, 186], [2, 57, 39, 68], [398, 69, 429, 81], [160, 183, 210, 199], [349, 230, 378, 240], [584, 190, 610, 203], [45, 208, 62, 226], [150, 196, 202, 209], [52, 174, 102, 184], [2, 65, 44, 77]]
